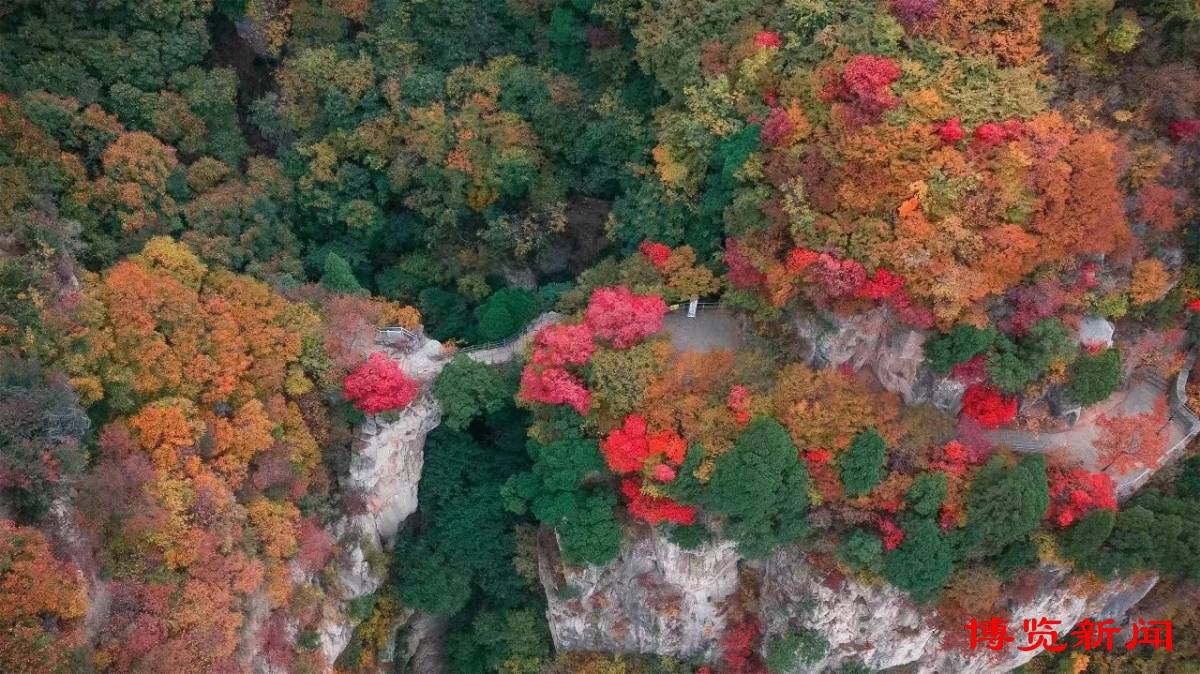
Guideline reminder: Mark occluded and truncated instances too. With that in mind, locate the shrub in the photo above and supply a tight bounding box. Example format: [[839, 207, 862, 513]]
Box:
[[1067, 348, 1121, 405], [839, 528, 885, 574], [766, 629, 828, 673]]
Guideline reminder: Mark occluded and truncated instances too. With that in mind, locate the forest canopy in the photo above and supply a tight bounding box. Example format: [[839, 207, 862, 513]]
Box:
[[5, 0, 1200, 673]]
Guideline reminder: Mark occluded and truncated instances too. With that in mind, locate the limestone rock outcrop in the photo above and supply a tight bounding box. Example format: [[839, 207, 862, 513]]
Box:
[[541, 530, 1156, 674], [759, 546, 1156, 673], [539, 526, 740, 661], [308, 316, 560, 673], [309, 334, 450, 672], [1076, 316, 1116, 349], [874, 330, 927, 402], [345, 395, 442, 545], [792, 307, 931, 403]]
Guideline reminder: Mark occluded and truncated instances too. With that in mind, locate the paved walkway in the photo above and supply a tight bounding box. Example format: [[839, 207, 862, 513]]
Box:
[[463, 312, 563, 365], [383, 305, 743, 373], [987, 366, 1199, 497], [392, 307, 1197, 497], [662, 306, 744, 353]]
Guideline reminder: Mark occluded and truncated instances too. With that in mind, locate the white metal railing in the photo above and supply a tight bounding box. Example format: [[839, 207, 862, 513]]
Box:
[[457, 336, 521, 354], [669, 299, 721, 312], [376, 325, 418, 343], [1114, 352, 1200, 499]]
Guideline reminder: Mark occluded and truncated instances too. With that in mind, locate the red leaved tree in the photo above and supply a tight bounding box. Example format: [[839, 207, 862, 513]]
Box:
[[753, 31, 782, 49], [786, 247, 820, 274], [804, 448, 844, 502], [724, 238, 766, 290], [518, 367, 591, 414], [960, 385, 1017, 429], [820, 54, 902, 126], [972, 119, 1023, 147], [343, 353, 420, 414], [855, 267, 905, 300], [620, 479, 697, 525], [1045, 467, 1117, 527], [1168, 119, 1200, 142], [936, 117, 964, 143], [530, 323, 596, 367], [1095, 399, 1169, 474], [719, 613, 766, 674], [584, 286, 668, 348], [812, 253, 868, 297], [727, 385, 752, 426], [600, 414, 687, 474], [639, 241, 672, 268]]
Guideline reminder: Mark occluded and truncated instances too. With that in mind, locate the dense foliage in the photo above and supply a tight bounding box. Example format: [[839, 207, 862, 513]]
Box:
[[6, 0, 1200, 672]]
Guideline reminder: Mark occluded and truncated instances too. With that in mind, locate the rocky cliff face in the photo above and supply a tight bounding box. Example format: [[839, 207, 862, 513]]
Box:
[[759, 545, 1156, 674], [541, 529, 1157, 674], [305, 319, 562, 673], [539, 526, 741, 661], [792, 307, 963, 412], [291, 389, 445, 672], [302, 315, 1156, 674], [306, 336, 451, 672], [345, 395, 443, 546]]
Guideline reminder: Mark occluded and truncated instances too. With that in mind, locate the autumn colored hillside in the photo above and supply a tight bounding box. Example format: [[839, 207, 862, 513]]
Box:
[[5, 1, 1200, 673]]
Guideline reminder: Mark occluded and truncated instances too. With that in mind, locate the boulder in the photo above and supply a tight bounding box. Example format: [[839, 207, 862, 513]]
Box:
[[794, 309, 888, 370], [793, 307, 937, 404], [1076, 316, 1115, 350], [874, 330, 927, 402], [932, 377, 967, 414]]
